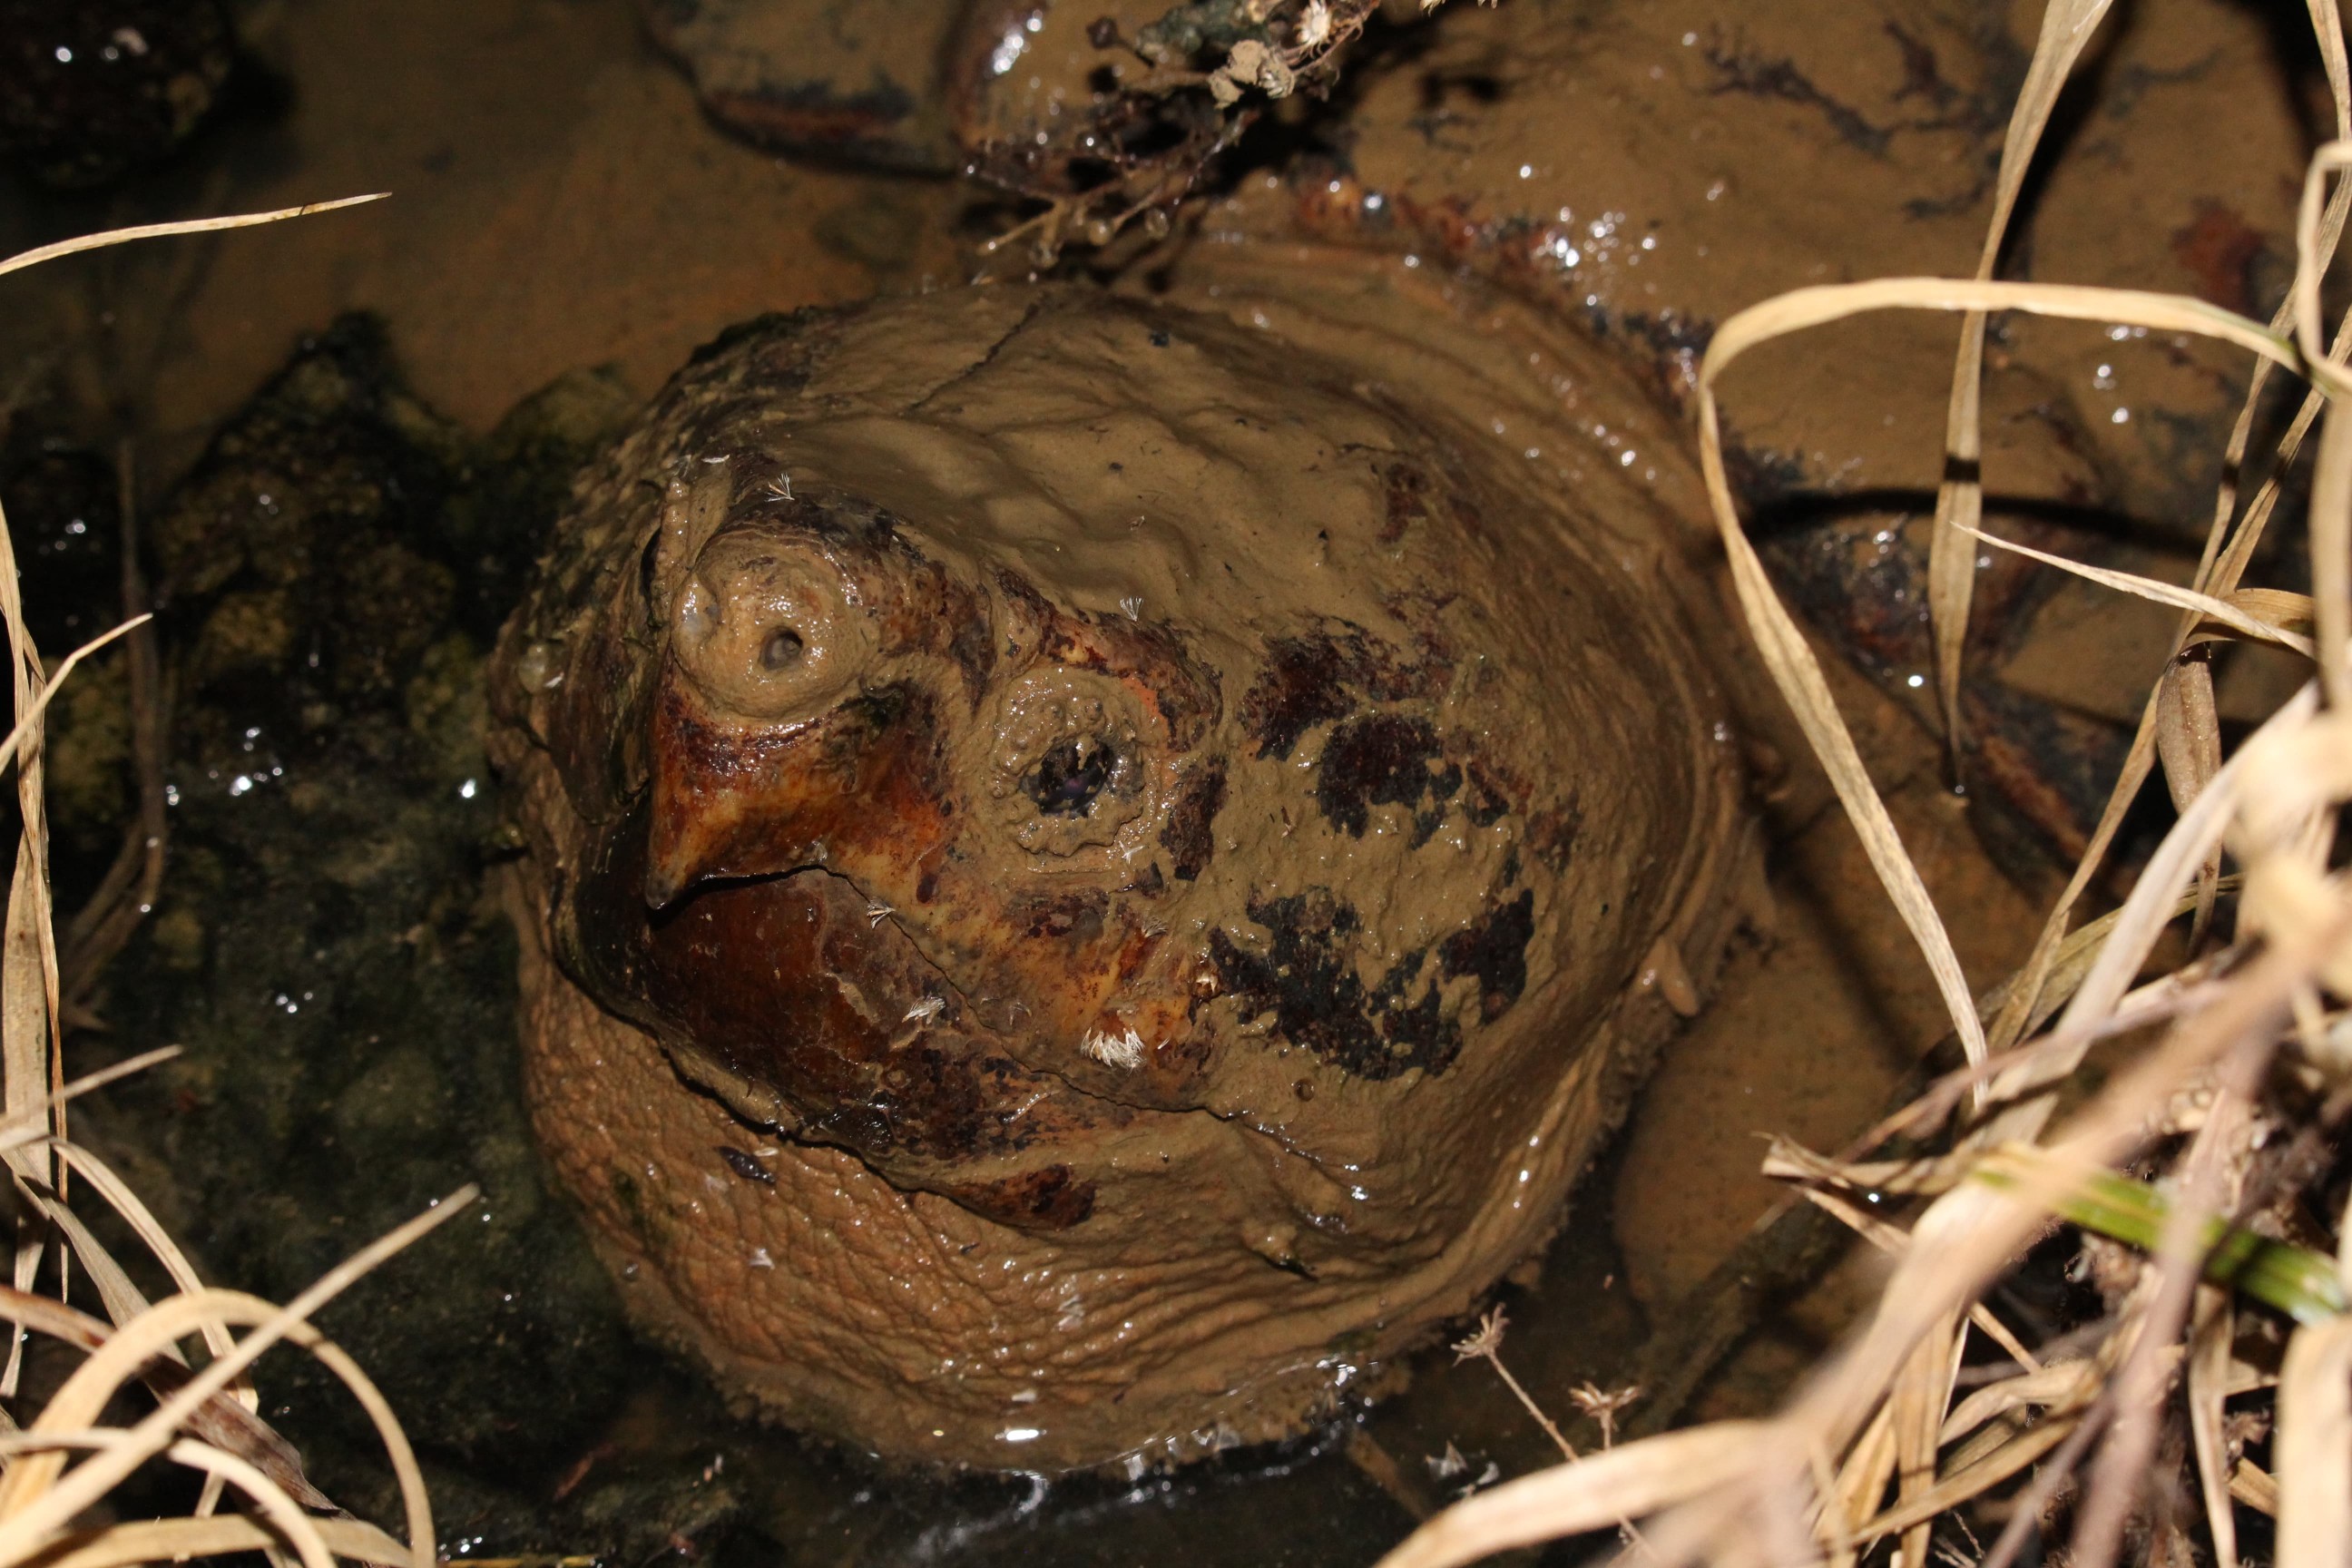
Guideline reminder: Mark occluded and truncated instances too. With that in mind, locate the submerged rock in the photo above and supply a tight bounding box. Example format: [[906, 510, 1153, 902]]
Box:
[[81, 317, 638, 1506], [0, 0, 235, 187], [490, 253, 1751, 1472]]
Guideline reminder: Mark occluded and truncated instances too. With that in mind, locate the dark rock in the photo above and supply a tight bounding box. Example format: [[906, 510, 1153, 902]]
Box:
[[81, 317, 636, 1518], [0, 0, 234, 187]]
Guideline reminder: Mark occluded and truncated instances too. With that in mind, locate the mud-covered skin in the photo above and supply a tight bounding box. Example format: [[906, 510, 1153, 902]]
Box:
[[490, 250, 1747, 1470]]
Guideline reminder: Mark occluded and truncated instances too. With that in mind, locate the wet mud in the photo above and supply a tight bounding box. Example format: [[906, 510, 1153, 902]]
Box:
[[0, 0, 2324, 1558]]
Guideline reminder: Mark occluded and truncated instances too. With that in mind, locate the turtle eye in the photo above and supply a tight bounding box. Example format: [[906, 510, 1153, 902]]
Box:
[[760, 626, 806, 671], [1025, 738, 1118, 817], [989, 672, 1153, 857]]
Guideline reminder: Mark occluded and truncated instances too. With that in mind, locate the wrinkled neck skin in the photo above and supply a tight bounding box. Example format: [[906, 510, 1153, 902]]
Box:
[[493, 252, 1749, 1469]]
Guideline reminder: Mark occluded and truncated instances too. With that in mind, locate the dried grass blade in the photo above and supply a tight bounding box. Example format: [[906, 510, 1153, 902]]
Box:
[[2273, 1316, 2352, 1568], [2187, 1287, 2241, 1568], [0, 618, 148, 778], [24, 1514, 410, 1568], [1891, 1312, 1962, 1568], [1705, 279, 2291, 374], [1371, 1423, 1766, 1568], [49, 1141, 235, 1357], [1926, 0, 2116, 756], [0, 1189, 473, 1563], [0, 197, 387, 281], [1824, 1401, 1897, 1547], [0, 1047, 177, 1165], [1852, 1413, 2080, 1544], [2154, 659, 2226, 936], [159, 1438, 336, 1568], [1940, 1360, 2096, 1447], [1927, 315, 1987, 760], [1793, 1184, 2041, 1369], [16, 1191, 156, 1353], [1959, 523, 2316, 655], [2306, 386, 2352, 710], [2295, 144, 2352, 396], [1, 856, 53, 1395], [1695, 392, 1988, 1075]]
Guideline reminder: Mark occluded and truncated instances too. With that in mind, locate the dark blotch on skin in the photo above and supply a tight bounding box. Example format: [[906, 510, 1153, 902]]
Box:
[[1316, 714, 1462, 845], [941, 1163, 1098, 1230], [1526, 796, 1584, 873], [1464, 760, 1514, 827], [1240, 624, 1442, 760], [1242, 635, 1356, 761], [1208, 890, 1462, 1080], [1438, 888, 1537, 1021], [718, 1145, 776, 1184], [1380, 461, 1430, 545], [1159, 758, 1228, 880]]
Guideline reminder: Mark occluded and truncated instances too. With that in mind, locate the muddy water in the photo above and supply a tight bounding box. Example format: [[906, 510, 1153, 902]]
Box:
[[0, 0, 2316, 1560]]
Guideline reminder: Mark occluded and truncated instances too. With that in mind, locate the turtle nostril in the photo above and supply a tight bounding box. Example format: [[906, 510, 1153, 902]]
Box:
[[760, 627, 806, 671], [667, 527, 878, 720]]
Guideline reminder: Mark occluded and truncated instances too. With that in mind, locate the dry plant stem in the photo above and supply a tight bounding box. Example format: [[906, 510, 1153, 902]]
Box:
[[2, 504, 64, 1390], [2185, 1287, 2240, 1568], [2071, 1062, 2260, 1568], [0, 619, 148, 777], [61, 445, 168, 1020], [1979, 1398, 2112, 1568], [1698, 277, 2295, 1098], [2274, 1316, 2352, 1568], [1375, 1424, 1765, 1568], [1455, 1311, 1576, 1460], [0, 1191, 474, 1568], [1486, 1355, 1575, 1461], [0, 196, 387, 280], [1926, 0, 2116, 763]]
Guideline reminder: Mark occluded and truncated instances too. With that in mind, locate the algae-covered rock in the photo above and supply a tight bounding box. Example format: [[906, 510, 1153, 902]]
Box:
[[85, 318, 638, 1505]]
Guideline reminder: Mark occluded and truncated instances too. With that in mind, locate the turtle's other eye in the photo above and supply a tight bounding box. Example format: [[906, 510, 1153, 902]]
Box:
[[988, 671, 1154, 858], [1025, 738, 1118, 817]]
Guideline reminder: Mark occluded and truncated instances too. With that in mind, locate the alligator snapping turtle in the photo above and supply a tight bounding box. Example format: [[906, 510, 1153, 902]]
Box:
[[487, 240, 1753, 1470]]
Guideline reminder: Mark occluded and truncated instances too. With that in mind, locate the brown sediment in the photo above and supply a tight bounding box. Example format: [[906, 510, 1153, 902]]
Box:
[[490, 254, 1752, 1472]]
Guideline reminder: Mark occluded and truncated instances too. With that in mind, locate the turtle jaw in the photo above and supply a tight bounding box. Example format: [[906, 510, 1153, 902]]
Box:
[[569, 831, 1115, 1233]]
